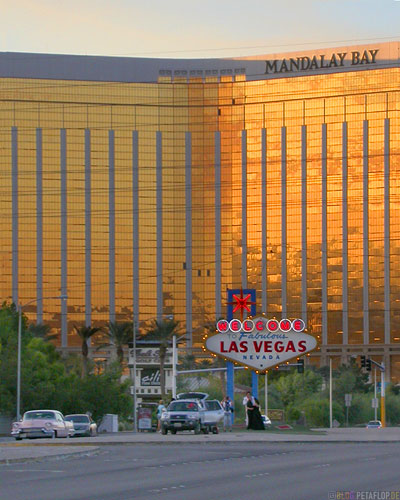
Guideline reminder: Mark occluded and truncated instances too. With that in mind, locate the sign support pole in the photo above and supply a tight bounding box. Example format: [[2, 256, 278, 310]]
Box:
[[264, 372, 268, 417], [252, 371, 258, 399]]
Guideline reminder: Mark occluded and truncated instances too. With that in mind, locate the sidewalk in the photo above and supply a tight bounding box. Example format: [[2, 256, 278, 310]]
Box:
[[1, 427, 400, 463]]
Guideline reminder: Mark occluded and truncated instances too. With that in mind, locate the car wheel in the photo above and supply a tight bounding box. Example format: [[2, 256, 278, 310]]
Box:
[[171, 429, 177, 435], [212, 427, 219, 434], [52, 431, 57, 439], [15, 437, 22, 441], [194, 423, 201, 435], [161, 427, 168, 435]]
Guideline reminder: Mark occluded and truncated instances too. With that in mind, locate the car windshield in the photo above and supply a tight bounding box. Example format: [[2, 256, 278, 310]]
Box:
[[169, 402, 199, 412], [66, 415, 89, 423], [368, 421, 380, 425], [23, 411, 55, 420], [205, 401, 221, 411]]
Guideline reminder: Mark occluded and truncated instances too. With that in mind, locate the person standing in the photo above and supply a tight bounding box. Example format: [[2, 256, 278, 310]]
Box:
[[156, 399, 166, 432], [242, 391, 255, 426], [246, 396, 265, 430], [221, 396, 234, 432]]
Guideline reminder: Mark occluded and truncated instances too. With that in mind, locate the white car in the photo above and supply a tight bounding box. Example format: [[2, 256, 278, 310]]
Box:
[[262, 415, 272, 427], [203, 400, 224, 433]]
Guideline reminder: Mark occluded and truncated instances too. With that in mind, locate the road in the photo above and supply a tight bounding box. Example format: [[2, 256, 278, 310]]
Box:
[[1, 442, 399, 500]]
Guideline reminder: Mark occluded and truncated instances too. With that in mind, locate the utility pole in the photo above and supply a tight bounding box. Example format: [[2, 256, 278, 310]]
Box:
[[329, 358, 333, 429], [361, 356, 385, 428]]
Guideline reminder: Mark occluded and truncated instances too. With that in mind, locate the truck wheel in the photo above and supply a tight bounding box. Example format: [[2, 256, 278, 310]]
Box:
[[171, 429, 177, 435], [194, 423, 201, 435], [161, 427, 168, 435], [212, 427, 219, 434]]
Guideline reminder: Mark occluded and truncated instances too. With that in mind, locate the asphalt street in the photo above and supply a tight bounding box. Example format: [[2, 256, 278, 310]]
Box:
[[1, 442, 400, 500]]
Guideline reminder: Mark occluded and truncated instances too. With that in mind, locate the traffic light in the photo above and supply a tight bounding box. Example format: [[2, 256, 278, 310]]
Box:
[[297, 359, 304, 373], [366, 358, 372, 371], [360, 355, 366, 368]]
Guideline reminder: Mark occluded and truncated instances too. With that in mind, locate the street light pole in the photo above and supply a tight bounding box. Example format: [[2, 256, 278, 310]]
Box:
[[16, 295, 67, 420], [16, 304, 22, 421], [172, 333, 187, 399], [132, 317, 137, 433], [172, 334, 177, 399]]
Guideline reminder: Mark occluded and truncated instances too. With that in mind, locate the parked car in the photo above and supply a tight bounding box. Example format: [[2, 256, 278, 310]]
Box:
[[203, 400, 224, 434], [160, 399, 206, 434], [11, 410, 74, 440], [366, 420, 382, 429], [65, 414, 97, 437]]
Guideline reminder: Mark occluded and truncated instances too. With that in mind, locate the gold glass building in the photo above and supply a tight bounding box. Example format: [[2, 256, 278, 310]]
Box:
[[1, 42, 400, 382]]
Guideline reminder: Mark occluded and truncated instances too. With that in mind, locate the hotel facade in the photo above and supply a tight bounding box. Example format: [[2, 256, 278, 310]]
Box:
[[1, 42, 400, 382]]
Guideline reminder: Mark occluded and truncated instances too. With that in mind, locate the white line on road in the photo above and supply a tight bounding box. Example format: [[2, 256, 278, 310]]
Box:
[[10, 469, 64, 473]]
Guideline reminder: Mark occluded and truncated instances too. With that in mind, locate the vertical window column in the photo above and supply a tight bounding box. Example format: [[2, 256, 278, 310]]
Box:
[[185, 132, 192, 347], [261, 128, 267, 314], [301, 125, 308, 324], [36, 128, 43, 324], [12, 126, 18, 304], [342, 122, 349, 345], [384, 118, 390, 344], [363, 120, 369, 345], [322, 123, 328, 345], [60, 129, 68, 347], [109, 130, 115, 323], [242, 130, 247, 289], [156, 131, 163, 322], [132, 131, 139, 327], [85, 129, 91, 327], [215, 131, 221, 319], [281, 126, 287, 317]]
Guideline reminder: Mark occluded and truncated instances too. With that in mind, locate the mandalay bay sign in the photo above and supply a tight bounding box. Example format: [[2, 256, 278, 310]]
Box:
[[205, 317, 317, 372]]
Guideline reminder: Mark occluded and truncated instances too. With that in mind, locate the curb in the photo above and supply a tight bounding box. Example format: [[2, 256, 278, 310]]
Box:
[[0, 446, 100, 464]]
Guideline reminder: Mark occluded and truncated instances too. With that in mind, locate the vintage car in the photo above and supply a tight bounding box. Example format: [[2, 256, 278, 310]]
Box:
[[65, 414, 97, 437], [11, 410, 74, 440]]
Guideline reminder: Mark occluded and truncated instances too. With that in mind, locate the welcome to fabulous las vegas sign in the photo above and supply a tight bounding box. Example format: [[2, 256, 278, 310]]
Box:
[[205, 317, 317, 372]]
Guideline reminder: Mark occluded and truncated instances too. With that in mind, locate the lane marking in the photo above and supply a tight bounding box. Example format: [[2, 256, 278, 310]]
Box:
[[9, 469, 64, 473]]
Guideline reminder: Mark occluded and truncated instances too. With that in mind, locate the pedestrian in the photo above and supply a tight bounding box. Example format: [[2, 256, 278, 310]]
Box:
[[246, 396, 265, 430], [221, 396, 234, 432], [242, 391, 255, 426], [156, 399, 166, 432]]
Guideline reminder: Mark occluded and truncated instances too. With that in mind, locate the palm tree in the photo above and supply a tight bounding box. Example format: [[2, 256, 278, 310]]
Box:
[[144, 318, 180, 399], [178, 352, 196, 371], [97, 321, 132, 365], [73, 325, 102, 378], [28, 323, 57, 342]]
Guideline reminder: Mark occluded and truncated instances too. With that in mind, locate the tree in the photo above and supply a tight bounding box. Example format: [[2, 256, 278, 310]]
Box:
[[178, 353, 196, 371], [275, 370, 323, 409], [28, 323, 57, 342], [73, 325, 102, 378], [144, 318, 180, 399], [97, 321, 132, 365]]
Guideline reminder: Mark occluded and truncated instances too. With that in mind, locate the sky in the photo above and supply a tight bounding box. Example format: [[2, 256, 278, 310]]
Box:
[[1, 0, 400, 59]]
